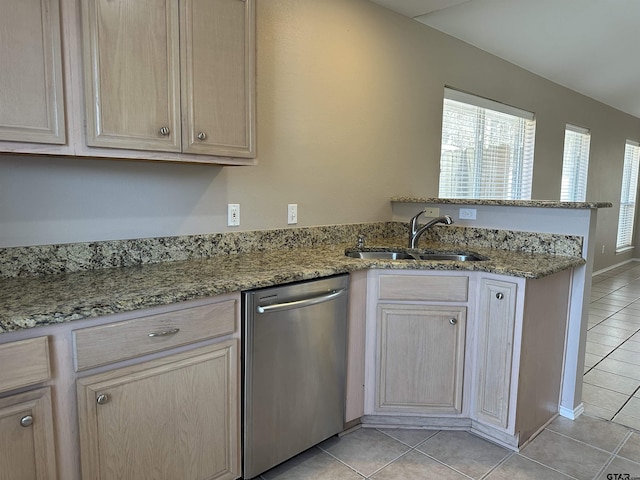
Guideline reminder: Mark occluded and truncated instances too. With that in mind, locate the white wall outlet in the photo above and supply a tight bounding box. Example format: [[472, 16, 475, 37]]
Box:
[[424, 207, 440, 217], [459, 208, 477, 220], [228, 204, 240, 226], [287, 204, 298, 225]]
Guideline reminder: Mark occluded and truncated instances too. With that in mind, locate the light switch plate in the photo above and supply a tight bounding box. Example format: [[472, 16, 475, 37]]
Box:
[[287, 204, 298, 225]]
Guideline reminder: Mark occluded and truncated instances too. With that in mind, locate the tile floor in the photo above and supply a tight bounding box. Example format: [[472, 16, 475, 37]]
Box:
[[256, 263, 640, 479], [586, 262, 640, 430]]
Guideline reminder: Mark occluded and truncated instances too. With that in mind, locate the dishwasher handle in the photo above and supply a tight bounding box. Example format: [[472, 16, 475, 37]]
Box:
[[256, 288, 347, 314]]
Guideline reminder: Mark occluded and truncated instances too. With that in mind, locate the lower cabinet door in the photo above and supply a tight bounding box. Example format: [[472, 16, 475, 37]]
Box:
[[77, 341, 239, 480], [0, 388, 57, 480], [473, 278, 518, 429], [376, 304, 466, 415]]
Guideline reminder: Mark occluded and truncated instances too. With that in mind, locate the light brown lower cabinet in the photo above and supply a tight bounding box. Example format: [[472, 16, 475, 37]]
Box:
[[376, 303, 466, 415], [0, 388, 57, 480], [77, 341, 240, 480]]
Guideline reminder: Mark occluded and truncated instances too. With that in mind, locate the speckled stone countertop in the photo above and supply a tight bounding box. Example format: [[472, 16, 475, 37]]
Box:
[[0, 234, 584, 333], [391, 196, 613, 209]]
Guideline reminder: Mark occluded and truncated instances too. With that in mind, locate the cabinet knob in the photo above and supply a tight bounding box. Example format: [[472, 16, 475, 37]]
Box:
[[159, 127, 170, 136], [197, 131, 207, 141], [449, 318, 457, 325], [96, 394, 110, 405], [496, 292, 504, 300], [20, 415, 33, 427]]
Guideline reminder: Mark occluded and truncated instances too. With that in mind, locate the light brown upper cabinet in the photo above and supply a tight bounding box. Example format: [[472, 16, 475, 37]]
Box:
[[0, 0, 66, 145], [82, 0, 255, 159]]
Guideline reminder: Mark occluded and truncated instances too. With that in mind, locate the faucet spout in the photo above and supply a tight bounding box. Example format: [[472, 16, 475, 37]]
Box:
[[408, 211, 453, 248]]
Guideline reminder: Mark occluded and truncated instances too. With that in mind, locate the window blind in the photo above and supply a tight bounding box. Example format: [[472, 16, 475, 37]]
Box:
[[617, 140, 640, 250], [439, 88, 536, 200], [560, 124, 591, 202]]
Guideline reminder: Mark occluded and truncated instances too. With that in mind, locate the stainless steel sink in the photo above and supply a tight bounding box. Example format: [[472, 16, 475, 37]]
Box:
[[345, 250, 415, 260], [417, 253, 485, 261], [344, 248, 486, 262]]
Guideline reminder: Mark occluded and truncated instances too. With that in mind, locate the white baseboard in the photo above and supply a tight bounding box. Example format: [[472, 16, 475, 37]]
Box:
[[559, 403, 584, 420], [593, 258, 640, 277]]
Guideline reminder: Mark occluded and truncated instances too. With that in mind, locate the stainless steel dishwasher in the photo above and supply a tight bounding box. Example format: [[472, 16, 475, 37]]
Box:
[[242, 274, 349, 479]]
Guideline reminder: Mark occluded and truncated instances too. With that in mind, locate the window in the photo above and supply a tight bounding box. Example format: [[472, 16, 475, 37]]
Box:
[[617, 140, 640, 251], [560, 124, 591, 202], [438, 87, 536, 200]]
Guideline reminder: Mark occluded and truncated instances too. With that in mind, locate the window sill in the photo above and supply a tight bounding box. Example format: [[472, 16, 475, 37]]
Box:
[[616, 246, 635, 254]]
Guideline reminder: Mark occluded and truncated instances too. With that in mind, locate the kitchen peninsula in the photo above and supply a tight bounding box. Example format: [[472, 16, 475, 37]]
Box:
[[0, 199, 610, 479]]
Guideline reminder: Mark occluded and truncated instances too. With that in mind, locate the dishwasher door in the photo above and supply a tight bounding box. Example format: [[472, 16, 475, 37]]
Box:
[[242, 274, 349, 479]]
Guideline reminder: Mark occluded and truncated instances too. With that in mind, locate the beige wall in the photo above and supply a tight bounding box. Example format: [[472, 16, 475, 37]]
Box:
[[1, 0, 638, 270]]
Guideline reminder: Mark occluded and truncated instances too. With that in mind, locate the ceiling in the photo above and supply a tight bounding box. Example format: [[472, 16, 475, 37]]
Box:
[[368, 0, 640, 120]]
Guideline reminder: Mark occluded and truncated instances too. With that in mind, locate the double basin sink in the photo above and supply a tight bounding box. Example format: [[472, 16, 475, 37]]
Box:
[[345, 248, 486, 262]]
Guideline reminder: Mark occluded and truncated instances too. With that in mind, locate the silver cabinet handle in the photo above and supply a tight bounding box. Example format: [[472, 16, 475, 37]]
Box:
[[449, 318, 457, 326], [20, 415, 33, 427], [496, 292, 504, 300], [197, 131, 207, 141], [159, 127, 170, 136], [148, 328, 180, 337], [96, 394, 109, 405], [257, 289, 347, 314]]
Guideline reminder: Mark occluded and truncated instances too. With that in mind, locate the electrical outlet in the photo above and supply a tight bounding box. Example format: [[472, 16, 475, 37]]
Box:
[[228, 204, 240, 226], [459, 208, 477, 220], [424, 207, 440, 217], [287, 204, 298, 225]]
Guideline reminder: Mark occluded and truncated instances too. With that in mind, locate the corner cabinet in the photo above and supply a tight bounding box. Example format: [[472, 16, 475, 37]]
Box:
[[82, 0, 255, 159], [0, 0, 66, 145], [366, 271, 470, 417]]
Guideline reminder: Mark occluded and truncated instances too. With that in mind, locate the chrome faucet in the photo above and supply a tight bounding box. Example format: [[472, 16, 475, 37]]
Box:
[[408, 210, 454, 248]]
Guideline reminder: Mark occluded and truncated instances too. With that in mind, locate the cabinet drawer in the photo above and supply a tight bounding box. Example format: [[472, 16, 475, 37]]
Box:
[[378, 274, 468, 302], [0, 337, 51, 394], [73, 299, 236, 371]]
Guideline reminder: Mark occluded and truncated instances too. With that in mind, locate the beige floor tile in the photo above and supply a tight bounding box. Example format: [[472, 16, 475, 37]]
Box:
[[597, 358, 640, 380], [586, 341, 616, 357], [609, 348, 640, 365], [601, 318, 640, 331], [546, 415, 629, 452], [584, 368, 640, 395], [593, 298, 632, 308], [590, 324, 636, 339], [416, 431, 509, 479], [377, 428, 438, 447], [618, 397, 640, 418], [319, 428, 409, 477], [261, 447, 364, 480], [610, 311, 640, 323], [619, 433, 640, 464], [619, 340, 640, 353], [587, 332, 625, 347], [585, 352, 604, 368], [583, 383, 630, 411], [484, 454, 575, 480], [369, 451, 467, 480], [595, 456, 640, 479], [520, 430, 611, 480], [614, 413, 640, 430], [583, 403, 616, 421]]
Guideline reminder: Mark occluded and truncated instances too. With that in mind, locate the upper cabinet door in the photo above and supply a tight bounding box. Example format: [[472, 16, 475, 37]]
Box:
[[0, 0, 66, 144], [181, 0, 255, 157], [82, 0, 181, 152]]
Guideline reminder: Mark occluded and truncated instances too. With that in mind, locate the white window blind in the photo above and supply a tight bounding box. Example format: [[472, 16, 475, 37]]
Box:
[[617, 140, 640, 250], [438, 88, 536, 200], [560, 124, 591, 202]]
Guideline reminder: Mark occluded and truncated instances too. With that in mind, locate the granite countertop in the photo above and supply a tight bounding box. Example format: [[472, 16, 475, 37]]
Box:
[[391, 196, 613, 209], [0, 239, 585, 333]]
